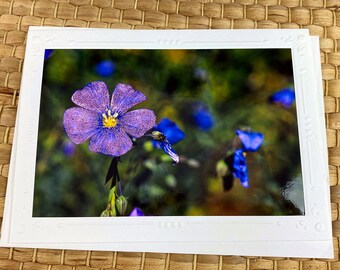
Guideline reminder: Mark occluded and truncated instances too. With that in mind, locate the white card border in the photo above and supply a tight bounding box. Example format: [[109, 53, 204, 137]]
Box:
[[1, 27, 333, 258]]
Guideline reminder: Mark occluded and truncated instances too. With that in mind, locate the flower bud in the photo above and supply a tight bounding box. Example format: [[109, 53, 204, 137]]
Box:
[[216, 159, 228, 178], [116, 195, 128, 215], [100, 210, 110, 217], [108, 186, 116, 210]]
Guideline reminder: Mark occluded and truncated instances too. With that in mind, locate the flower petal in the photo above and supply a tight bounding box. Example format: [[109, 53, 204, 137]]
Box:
[[120, 109, 156, 138], [130, 207, 144, 216], [71, 81, 110, 112], [153, 140, 179, 163], [111, 83, 147, 114], [232, 149, 249, 187], [89, 127, 133, 156], [154, 118, 185, 145], [236, 130, 264, 152], [63, 107, 99, 144], [44, 49, 54, 60], [269, 88, 295, 109]]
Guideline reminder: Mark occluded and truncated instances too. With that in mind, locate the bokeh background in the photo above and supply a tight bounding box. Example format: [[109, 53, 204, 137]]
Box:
[[33, 48, 303, 217]]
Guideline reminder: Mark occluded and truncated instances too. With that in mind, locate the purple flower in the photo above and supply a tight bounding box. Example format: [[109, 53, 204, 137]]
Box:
[[192, 106, 214, 131], [232, 149, 249, 188], [130, 207, 144, 216], [269, 88, 295, 109], [236, 130, 264, 152], [63, 82, 156, 157], [153, 118, 185, 145], [95, 60, 116, 77]]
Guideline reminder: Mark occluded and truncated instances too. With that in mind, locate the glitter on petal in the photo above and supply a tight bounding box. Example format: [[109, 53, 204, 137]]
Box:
[[63, 107, 99, 144], [71, 81, 110, 112], [236, 130, 264, 152], [89, 128, 133, 157], [120, 109, 156, 138], [111, 83, 147, 114]]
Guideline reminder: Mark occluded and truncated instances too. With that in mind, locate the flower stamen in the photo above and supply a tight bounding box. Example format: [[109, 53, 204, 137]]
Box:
[[102, 110, 118, 128]]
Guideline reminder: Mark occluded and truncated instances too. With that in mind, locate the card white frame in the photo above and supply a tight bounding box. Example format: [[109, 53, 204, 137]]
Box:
[[1, 27, 333, 258]]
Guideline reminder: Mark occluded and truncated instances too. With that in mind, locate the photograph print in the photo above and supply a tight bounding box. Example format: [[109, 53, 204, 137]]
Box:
[[33, 48, 304, 217]]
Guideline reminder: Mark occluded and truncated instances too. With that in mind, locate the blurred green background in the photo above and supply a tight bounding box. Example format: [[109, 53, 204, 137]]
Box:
[[33, 48, 303, 217]]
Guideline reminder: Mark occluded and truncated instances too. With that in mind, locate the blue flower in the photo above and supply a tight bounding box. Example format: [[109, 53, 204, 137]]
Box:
[[151, 118, 185, 163], [153, 118, 185, 145], [44, 49, 54, 60], [192, 106, 214, 131], [95, 60, 116, 77], [269, 88, 295, 109], [62, 140, 76, 157], [232, 149, 249, 188], [152, 132, 179, 163], [236, 130, 264, 152], [63, 82, 156, 157], [130, 207, 144, 216], [194, 68, 208, 81]]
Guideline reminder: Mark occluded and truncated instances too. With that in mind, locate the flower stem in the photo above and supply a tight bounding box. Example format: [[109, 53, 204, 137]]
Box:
[[115, 162, 123, 196], [106, 156, 123, 196]]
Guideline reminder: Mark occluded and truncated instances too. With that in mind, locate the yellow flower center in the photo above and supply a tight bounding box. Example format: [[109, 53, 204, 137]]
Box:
[[102, 110, 118, 128]]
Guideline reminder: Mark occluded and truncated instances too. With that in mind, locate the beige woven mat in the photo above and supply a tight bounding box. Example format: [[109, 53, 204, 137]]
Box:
[[0, 0, 339, 269]]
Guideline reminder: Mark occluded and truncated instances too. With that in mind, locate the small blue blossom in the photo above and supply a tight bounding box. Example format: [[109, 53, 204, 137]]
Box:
[[151, 118, 185, 163], [236, 130, 264, 152], [192, 105, 214, 131], [44, 49, 54, 60], [153, 118, 185, 145], [194, 68, 208, 81], [63, 140, 76, 157], [152, 132, 179, 163], [130, 207, 144, 216], [269, 88, 295, 109], [223, 129, 263, 189], [232, 149, 249, 188], [95, 60, 116, 77]]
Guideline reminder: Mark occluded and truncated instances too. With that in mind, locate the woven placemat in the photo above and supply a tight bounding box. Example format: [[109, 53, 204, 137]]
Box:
[[0, 0, 339, 269]]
